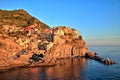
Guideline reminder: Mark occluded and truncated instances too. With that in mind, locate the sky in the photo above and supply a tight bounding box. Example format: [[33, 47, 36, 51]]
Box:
[[0, 0, 120, 46]]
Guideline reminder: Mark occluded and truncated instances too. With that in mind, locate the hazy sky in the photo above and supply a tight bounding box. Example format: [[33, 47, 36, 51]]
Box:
[[0, 0, 120, 46]]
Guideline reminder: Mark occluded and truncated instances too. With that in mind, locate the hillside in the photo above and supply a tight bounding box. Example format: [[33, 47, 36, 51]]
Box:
[[0, 9, 90, 72], [0, 9, 49, 28], [0, 9, 50, 37]]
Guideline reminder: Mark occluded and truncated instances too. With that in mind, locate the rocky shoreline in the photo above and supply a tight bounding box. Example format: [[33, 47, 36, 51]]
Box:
[[0, 61, 56, 72], [0, 53, 116, 73], [85, 52, 116, 65]]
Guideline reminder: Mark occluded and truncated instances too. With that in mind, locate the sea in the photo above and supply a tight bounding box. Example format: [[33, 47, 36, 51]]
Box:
[[0, 46, 120, 80]]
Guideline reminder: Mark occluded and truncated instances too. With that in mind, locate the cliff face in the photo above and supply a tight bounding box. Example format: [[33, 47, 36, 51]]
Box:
[[0, 9, 89, 71], [44, 27, 88, 62]]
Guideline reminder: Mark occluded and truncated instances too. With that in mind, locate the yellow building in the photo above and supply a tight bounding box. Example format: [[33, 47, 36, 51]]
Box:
[[54, 29, 64, 35]]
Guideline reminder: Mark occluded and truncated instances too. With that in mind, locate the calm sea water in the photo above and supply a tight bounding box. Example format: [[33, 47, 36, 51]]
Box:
[[0, 46, 120, 80]]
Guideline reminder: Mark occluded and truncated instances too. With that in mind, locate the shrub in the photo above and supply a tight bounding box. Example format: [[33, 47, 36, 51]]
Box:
[[79, 35, 83, 40], [0, 42, 4, 47], [7, 31, 26, 37]]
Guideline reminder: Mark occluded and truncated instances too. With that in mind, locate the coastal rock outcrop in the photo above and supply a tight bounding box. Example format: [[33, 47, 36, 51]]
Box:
[[85, 52, 116, 65]]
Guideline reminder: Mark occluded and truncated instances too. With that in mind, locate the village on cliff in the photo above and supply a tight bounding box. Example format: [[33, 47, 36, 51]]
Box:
[[0, 9, 115, 72]]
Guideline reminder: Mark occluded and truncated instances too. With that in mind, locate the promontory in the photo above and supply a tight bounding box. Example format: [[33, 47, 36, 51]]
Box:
[[1, 9, 109, 72]]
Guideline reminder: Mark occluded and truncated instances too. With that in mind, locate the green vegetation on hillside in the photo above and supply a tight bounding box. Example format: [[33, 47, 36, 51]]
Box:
[[0, 9, 49, 28], [7, 31, 26, 37]]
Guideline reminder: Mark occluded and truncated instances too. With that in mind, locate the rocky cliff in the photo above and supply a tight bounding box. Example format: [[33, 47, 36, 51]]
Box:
[[0, 9, 90, 72]]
